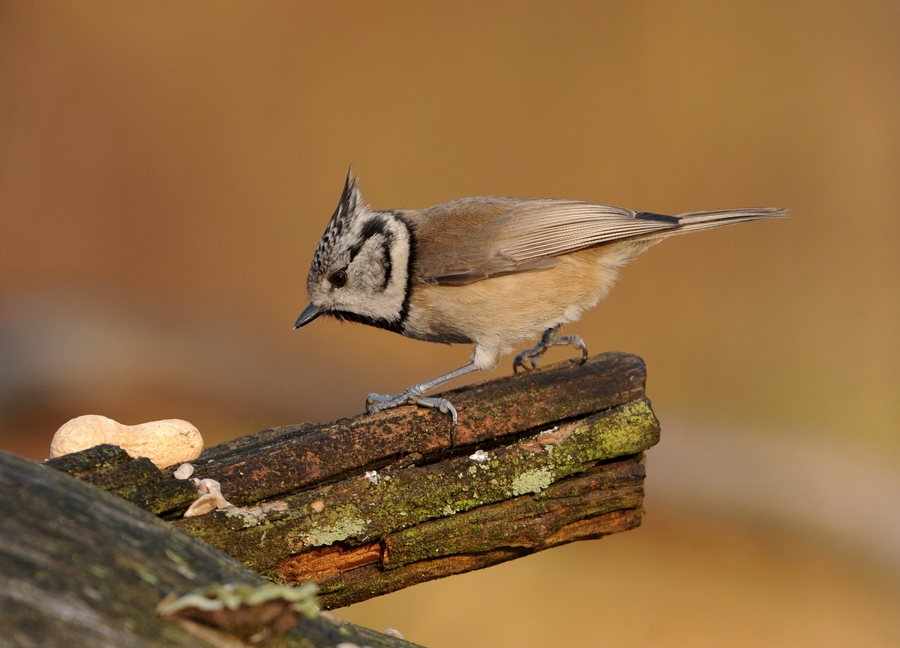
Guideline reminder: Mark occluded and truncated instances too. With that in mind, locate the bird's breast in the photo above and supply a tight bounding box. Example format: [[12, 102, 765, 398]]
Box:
[[401, 246, 631, 352]]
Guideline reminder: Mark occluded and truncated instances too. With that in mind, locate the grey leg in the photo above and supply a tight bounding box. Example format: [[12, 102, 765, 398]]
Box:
[[513, 324, 588, 373], [366, 362, 479, 425]]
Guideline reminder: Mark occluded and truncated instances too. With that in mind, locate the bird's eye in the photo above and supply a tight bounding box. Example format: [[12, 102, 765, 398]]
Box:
[[329, 270, 347, 288]]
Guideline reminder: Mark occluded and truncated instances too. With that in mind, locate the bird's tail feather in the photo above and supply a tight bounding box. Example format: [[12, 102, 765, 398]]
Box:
[[673, 207, 788, 234]]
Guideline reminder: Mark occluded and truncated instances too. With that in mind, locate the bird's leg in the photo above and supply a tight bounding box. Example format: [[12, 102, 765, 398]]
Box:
[[513, 324, 588, 373], [366, 362, 479, 425]]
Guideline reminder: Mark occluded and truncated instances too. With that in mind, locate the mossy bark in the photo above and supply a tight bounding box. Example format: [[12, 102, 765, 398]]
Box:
[[45, 352, 660, 610]]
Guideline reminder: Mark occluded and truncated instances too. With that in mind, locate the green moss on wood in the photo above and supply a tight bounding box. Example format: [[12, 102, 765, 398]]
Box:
[[175, 397, 659, 576]]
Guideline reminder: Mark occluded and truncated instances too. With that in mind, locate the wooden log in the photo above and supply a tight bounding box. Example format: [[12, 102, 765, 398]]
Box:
[[43, 442, 198, 518], [0, 450, 421, 647], [45, 352, 660, 609], [186, 351, 648, 506]]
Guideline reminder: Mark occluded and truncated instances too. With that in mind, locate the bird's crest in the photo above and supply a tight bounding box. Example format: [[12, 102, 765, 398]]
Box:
[[311, 166, 367, 275]]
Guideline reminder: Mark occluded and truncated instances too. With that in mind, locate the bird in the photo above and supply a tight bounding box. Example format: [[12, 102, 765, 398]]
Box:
[[294, 169, 785, 424]]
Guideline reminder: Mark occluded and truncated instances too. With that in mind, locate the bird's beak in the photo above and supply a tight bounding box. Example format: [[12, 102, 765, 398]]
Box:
[[294, 303, 322, 329]]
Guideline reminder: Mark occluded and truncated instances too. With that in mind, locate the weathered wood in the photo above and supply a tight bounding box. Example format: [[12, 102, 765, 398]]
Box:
[[44, 352, 660, 609], [0, 451, 421, 647], [46, 443, 198, 518], [280, 458, 647, 609], [173, 397, 658, 606], [187, 351, 648, 507]]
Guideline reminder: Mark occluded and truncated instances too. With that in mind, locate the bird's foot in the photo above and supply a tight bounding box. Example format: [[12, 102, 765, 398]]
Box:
[[366, 389, 458, 425], [513, 346, 543, 373], [513, 326, 589, 373]]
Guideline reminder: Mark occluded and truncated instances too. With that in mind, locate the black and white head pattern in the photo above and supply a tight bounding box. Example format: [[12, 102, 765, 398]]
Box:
[[306, 169, 413, 332]]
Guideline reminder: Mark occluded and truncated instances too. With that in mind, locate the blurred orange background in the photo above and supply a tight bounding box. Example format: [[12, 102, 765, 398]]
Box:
[[2, 2, 899, 646]]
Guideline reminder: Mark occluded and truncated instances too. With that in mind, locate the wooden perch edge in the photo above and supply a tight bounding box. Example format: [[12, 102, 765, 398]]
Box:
[[46, 351, 660, 610]]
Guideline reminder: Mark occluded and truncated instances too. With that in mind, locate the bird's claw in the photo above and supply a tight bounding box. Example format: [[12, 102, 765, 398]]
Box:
[[366, 390, 458, 425], [568, 334, 589, 365], [512, 327, 589, 373], [513, 350, 540, 373]]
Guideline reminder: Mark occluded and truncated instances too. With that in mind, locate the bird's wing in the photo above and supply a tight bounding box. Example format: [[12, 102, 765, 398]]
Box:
[[407, 197, 683, 286]]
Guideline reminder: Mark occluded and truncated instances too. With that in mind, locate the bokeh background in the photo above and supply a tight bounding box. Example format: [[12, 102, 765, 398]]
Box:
[[2, 1, 899, 646]]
